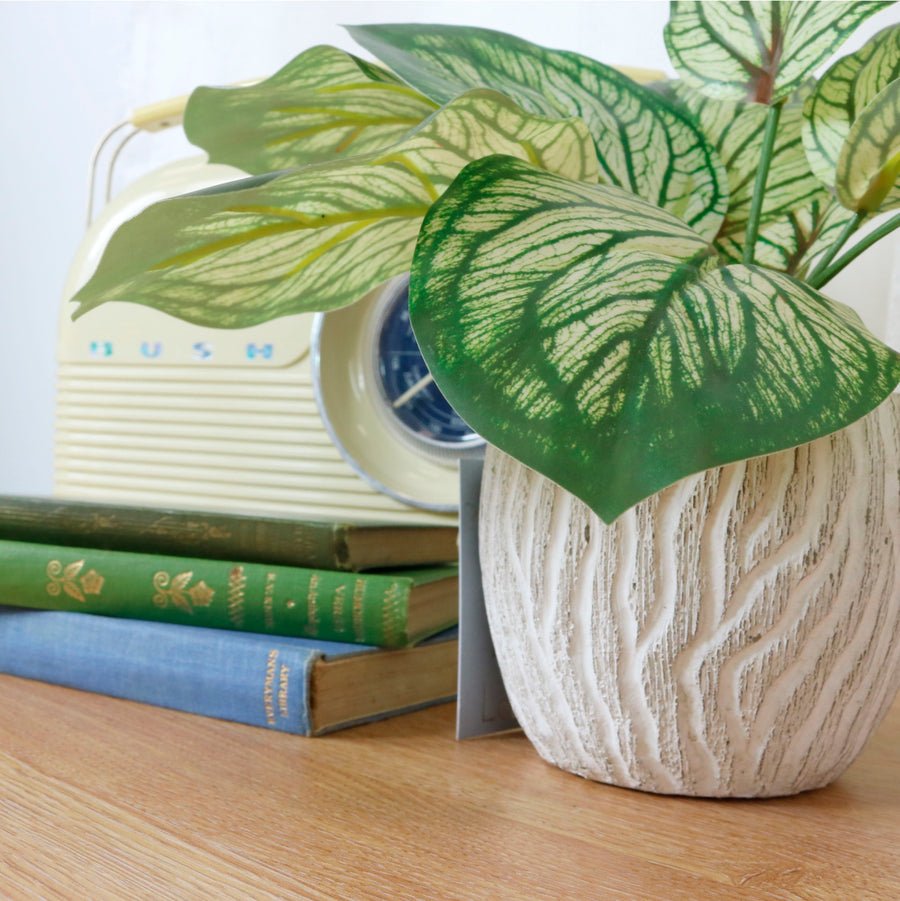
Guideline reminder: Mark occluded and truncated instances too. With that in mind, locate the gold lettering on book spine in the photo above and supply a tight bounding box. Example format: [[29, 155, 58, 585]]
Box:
[[278, 663, 290, 718], [352, 578, 366, 643], [46, 559, 105, 602], [332, 582, 347, 635], [227, 566, 246, 627], [263, 573, 277, 630], [264, 649, 278, 725], [306, 573, 320, 636], [293, 525, 315, 559]]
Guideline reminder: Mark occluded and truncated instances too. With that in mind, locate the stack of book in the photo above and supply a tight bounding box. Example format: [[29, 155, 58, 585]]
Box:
[[0, 496, 460, 735]]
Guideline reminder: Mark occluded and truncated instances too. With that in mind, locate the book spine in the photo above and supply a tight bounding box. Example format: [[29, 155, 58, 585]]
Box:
[[0, 608, 320, 734], [0, 538, 416, 647], [0, 497, 343, 569]]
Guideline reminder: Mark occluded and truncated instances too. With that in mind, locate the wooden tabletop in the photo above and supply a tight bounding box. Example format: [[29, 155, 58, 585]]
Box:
[[1, 674, 898, 900]]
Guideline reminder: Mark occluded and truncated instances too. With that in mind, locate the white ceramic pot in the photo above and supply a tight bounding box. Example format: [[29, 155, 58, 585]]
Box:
[[479, 395, 900, 797]]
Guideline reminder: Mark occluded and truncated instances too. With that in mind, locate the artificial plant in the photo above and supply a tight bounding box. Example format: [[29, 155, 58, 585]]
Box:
[[71, 1, 900, 523]]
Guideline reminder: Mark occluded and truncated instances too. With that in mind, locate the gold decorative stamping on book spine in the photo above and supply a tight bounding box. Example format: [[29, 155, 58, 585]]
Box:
[[381, 581, 405, 647], [153, 571, 215, 613], [227, 566, 246, 627], [46, 559, 105, 601]]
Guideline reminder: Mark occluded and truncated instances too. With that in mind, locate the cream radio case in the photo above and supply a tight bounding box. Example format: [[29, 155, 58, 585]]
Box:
[[55, 104, 482, 525]]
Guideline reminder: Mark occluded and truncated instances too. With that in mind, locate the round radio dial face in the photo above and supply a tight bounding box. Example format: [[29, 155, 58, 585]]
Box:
[[375, 283, 480, 451], [311, 274, 483, 513]]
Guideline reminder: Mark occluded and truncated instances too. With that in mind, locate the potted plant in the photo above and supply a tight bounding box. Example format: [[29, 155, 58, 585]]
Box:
[[70, 1, 900, 796]]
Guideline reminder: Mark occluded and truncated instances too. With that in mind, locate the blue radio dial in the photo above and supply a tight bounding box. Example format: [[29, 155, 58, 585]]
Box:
[[374, 280, 483, 456]]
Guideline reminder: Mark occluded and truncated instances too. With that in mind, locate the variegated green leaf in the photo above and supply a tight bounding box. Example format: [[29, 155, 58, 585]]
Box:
[[664, 1, 893, 103], [184, 46, 438, 174], [409, 155, 900, 522], [71, 91, 597, 327], [671, 86, 823, 229], [803, 24, 900, 189], [836, 78, 900, 212], [715, 197, 855, 274], [668, 82, 856, 273], [348, 23, 728, 239]]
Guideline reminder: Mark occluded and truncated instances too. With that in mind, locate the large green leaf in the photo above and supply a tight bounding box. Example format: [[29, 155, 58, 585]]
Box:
[[70, 91, 597, 327], [664, 1, 893, 104], [348, 23, 728, 240], [836, 78, 900, 212], [184, 46, 438, 174], [409, 155, 900, 522], [803, 24, 900, 190]]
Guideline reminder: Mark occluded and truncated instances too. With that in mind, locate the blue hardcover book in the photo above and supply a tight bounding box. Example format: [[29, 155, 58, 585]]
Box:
[[0, 607, 457, 734]]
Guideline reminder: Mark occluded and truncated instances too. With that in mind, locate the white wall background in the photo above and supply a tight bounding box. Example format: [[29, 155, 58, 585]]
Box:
[[1, 1, 897, 497]]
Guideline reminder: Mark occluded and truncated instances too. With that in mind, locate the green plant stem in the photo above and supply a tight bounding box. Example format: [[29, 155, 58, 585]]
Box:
[[742, 101, 783, 267], [806, 211, 866, 286], [810, 211, 900, 290]]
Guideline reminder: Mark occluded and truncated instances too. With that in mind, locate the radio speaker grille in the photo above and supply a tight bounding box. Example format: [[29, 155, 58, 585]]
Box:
[[54, 361, 456, 525]]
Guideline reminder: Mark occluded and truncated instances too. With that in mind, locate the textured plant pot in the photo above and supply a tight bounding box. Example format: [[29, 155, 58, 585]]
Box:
[[479, 394, 900, 797]]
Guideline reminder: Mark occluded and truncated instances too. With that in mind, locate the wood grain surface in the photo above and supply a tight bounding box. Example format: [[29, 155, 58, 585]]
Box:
[[0, 674, 898, 900]]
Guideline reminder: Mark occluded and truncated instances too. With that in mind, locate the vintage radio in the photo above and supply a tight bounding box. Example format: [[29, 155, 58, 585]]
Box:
[[55, 105, 483, 524]]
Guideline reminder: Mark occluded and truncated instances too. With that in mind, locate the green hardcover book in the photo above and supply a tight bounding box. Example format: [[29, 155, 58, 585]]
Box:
[[0, 495, 458, 571], [0, 538, 458, 649]]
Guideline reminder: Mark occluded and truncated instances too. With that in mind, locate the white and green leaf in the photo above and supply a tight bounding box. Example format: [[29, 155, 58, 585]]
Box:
[[671, 86, 821, 228], [348, 23, 728, 239], [669, 82, 856, 273], [409, 155, 900, 522], [803, 24, 900, 190], [184, 46, 439, 174], [836, 77, 900, 212], [664, 1, 893, 103], [70, 91, 597, 327], [715, 197, 855, 274]]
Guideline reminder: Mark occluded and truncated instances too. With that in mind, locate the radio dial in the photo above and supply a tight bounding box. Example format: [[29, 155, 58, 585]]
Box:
[[312, 274, 484, 512], [372, 276, 484, 464]]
